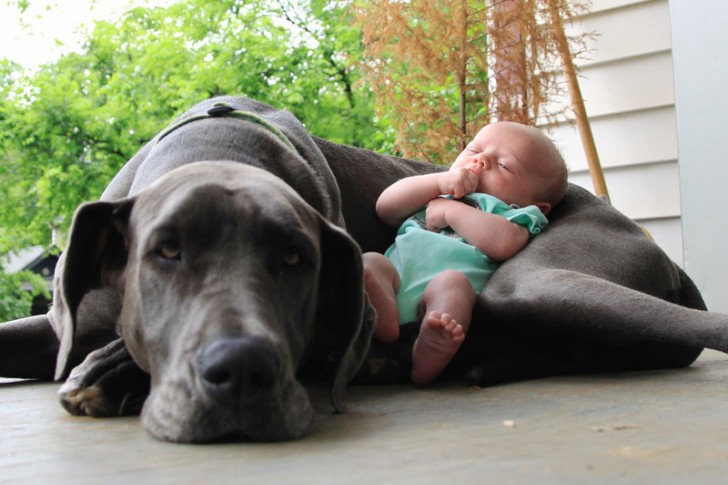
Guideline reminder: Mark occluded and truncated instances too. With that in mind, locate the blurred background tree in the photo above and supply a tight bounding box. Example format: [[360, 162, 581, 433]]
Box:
[[354, 0, 589, 164]]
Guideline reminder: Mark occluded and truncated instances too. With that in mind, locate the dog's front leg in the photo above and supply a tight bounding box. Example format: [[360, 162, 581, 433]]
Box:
[[59, 338, 150, 417]]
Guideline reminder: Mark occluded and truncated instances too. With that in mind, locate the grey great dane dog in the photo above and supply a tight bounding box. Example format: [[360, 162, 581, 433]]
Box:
[[1, 97, 378, 442], [2, 96, 728, 443]]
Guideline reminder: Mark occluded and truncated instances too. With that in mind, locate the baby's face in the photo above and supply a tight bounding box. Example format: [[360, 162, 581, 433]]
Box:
[[452, 122, 556, 209]]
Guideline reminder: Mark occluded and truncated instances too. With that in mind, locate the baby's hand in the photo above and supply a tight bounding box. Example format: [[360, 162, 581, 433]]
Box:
[[439, 167, 479, 198], [424, 197, 452, 231]]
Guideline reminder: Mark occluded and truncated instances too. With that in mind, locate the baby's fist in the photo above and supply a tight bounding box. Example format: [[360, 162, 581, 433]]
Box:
[[440, 167, 479, 198]]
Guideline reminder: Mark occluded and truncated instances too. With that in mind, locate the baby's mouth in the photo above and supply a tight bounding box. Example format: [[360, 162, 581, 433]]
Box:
[[465, 157, 484, 174]]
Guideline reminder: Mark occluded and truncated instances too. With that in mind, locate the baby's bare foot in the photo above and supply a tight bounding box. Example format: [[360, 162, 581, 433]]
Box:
[[411, 311, 465, 385]]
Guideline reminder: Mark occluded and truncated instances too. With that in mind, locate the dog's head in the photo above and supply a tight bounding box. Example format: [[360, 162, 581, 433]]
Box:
[[53, 162, 372, 442]]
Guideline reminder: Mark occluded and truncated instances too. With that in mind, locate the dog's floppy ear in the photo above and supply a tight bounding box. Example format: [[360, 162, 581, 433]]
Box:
[[53, 199, 134, 380], [314, 219, 374, 413]]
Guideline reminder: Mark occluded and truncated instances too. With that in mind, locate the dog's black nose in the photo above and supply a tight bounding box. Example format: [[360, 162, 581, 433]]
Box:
[[197, 336, 280, 404]]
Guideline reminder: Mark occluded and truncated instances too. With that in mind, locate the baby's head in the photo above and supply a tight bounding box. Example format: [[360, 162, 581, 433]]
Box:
[[451, 121, 567, 215]]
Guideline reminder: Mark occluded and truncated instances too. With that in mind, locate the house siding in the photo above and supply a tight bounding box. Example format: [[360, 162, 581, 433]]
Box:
[[548, 0, 683, 264]]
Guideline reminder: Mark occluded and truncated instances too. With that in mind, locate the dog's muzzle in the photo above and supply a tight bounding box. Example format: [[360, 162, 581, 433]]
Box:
[[196, 336, 281, 406]]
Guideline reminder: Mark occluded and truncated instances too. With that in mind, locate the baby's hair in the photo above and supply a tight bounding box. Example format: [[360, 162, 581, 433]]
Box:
[[549, 141, 570, 205], [534, 130, 569, 207]]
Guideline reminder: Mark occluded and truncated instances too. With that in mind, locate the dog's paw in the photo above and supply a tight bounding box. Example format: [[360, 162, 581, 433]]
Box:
[[58, 339, 150, 417]]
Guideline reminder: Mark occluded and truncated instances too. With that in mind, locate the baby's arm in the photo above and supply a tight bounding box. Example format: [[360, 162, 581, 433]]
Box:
[[376, 169, 478, 226], [425, 198, 530, 261]]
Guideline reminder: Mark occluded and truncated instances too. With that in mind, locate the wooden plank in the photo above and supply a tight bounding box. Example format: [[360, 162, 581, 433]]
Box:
[[568, 160, 681, 220], [544, 51, 676, 119], [588, 0, 657, 14], [549, 106, 678, 172], [575, 0, 672, 66]]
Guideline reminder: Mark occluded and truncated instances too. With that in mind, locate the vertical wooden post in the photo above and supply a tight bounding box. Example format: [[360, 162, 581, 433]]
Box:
[[547, 0, 610, 204]]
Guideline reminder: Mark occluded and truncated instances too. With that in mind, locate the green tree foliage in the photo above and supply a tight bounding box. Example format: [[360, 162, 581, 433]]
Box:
[[0, 266, 48, 322], [0, 0, 389, 320]]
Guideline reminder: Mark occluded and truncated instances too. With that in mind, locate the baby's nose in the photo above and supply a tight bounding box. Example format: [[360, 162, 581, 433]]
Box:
[[466, 157, 485, 174], [475, 154, 491, 170]]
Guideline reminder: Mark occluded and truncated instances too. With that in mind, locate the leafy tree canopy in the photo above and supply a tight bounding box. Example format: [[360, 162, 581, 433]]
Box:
[[0, 0, 387, 251], [0, 0, 390, 320]]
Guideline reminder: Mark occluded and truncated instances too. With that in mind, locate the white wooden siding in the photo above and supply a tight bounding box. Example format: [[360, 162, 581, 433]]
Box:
[[548, 0, 683, 264], [577, 0, 672, 64], [551, 106, 677, 172]]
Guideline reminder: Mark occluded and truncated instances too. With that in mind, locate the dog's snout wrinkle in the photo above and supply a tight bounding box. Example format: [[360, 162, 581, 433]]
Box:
[[197, 337, 280, 405]]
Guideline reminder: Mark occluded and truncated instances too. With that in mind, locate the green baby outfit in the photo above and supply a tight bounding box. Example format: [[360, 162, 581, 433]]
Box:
[[384, 193, 547, 323]]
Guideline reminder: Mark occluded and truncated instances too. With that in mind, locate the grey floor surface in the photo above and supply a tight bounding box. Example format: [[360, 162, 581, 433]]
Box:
[[3, 350, 728, 484]]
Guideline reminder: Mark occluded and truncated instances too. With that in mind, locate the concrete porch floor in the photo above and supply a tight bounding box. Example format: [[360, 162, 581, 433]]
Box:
[[3, 350, 728, 484]]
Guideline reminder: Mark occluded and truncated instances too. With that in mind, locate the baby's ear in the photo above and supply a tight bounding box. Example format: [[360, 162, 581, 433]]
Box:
[[535, 201, 552, 215]]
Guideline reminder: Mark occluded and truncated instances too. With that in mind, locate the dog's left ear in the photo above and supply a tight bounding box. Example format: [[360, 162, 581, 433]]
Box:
[[314, 219, 374, 413], [53, 199, 134, 380]]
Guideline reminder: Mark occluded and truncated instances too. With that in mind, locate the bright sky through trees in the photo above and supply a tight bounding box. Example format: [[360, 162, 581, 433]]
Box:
[[0, 0, 173, 69]]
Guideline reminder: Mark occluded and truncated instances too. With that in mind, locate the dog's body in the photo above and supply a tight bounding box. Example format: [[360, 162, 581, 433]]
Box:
[[1, 96, 726, 443], [317, 137, 711, 385]]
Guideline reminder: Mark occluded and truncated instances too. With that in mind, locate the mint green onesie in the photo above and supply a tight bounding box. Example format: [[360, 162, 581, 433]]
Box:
[[384, 192, 548, 323]]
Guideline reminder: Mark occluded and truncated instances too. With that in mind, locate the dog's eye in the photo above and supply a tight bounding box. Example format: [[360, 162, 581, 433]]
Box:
[[282, 249, 300, 267], [157, 241, 182, 261]]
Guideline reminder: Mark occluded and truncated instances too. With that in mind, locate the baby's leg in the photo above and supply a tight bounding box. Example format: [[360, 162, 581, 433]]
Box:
[[412, 270, 476, 385], [362, 252, 401, 343]]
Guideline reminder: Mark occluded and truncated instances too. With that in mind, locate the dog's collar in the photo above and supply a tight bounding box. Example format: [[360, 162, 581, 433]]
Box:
[[154, 101, 300, 155]]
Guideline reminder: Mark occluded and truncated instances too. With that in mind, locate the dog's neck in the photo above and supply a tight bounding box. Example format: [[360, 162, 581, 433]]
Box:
[[155, 101, 300, 156]]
